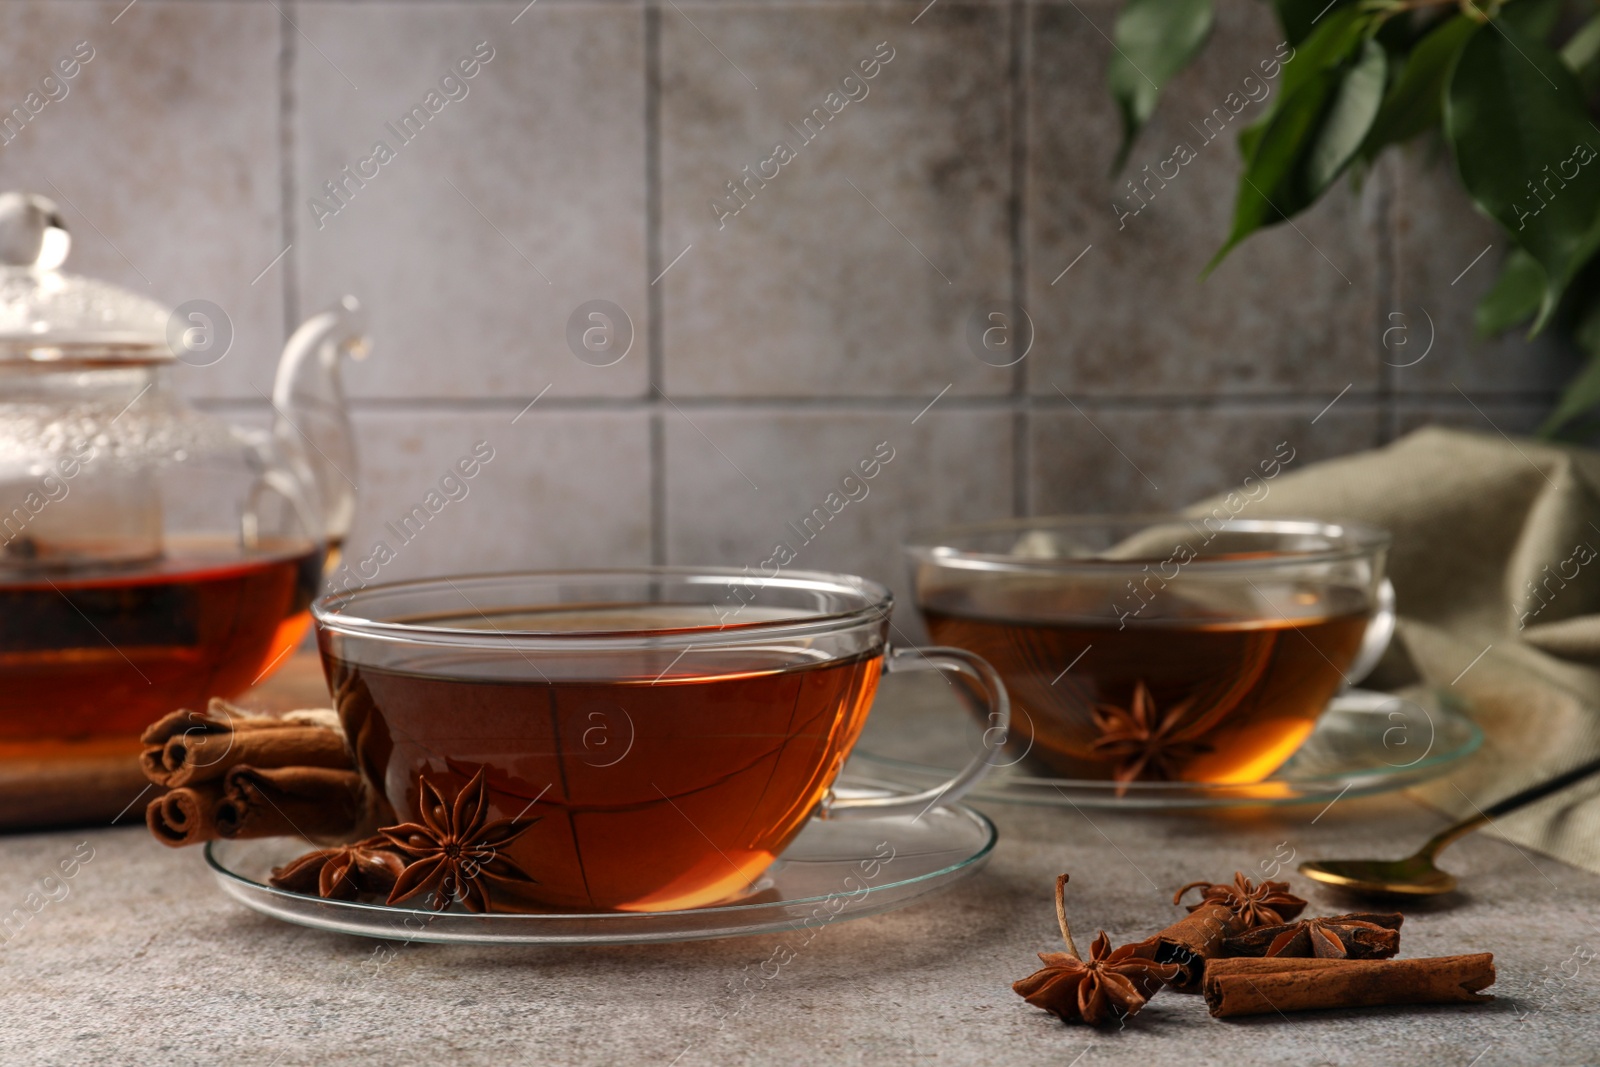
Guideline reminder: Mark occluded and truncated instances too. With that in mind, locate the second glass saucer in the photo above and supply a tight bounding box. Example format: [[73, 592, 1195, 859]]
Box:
[[851, 687, 1482, 810]]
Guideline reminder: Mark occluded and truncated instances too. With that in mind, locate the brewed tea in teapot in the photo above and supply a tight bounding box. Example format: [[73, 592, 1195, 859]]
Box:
[[0, 192, 368, 744]]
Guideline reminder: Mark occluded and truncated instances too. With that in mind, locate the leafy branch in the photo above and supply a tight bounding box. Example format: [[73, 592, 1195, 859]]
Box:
[[1112, 0, 1600, 437]]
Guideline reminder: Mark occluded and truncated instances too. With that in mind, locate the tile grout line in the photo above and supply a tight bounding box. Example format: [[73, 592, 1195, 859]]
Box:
[[645, 2, 667, 566], [1009, 0, 1029, 518], [645, 1, 664, 398], [187, 390, 1553, 415], [278, 3, 300, 340], [1375, 152, 1398, 445], [651, 412, 666, 564]]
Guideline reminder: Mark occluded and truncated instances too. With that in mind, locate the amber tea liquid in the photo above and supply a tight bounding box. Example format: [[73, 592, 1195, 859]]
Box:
[[921, 586, 1369, 783], [0, 538, 322, 743], [325, 607, 881, 912]]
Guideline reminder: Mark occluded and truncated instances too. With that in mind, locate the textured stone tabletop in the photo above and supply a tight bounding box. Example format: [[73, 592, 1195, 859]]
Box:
[[1, 776, 1597, 1067], [0, 659, 1592, 1066]]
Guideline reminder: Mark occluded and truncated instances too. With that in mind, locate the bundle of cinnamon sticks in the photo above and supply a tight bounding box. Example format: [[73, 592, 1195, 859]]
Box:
[[141, 700, 367, 847], [1013, 870, 1495, 1026]]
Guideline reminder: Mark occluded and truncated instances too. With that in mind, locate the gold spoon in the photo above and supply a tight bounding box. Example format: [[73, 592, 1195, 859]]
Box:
[[1299, 753, 1600, 897]]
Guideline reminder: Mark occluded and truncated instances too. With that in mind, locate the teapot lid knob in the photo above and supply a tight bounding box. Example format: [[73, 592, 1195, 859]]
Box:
[[0, 192, 70, 270]]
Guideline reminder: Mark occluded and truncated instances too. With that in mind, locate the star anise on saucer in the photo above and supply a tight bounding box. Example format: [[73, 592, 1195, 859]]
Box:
[[1013, 875, 1176, 1026], [378, 766, 539, 913], [1222, 912, 1404, 959], [1175, 871, 1308, 929], [1090, 681, 1211, 786], [269, 836, 408, 901]]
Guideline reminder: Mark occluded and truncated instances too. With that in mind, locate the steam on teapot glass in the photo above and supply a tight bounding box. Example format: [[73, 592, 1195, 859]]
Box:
[[0, 191, 369, 746]]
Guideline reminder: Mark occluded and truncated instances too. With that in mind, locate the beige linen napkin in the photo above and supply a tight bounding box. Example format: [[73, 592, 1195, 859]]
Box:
[[1195, 426, 1600, 874]]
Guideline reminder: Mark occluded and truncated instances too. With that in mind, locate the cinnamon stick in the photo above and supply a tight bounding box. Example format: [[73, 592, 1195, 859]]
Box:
[[214, 765, 365, 840], [140, 704, 295, 746], [1220, 913, 1403, 960], [140, 701, 348, 786], [146, 783, 227, 847], [145, 767, 363, 846], [1144, 901, 1248, 992], [1147, 872, 1309, 991], [1203, 955, 1496, 1018], [146, 726, 351, 788]]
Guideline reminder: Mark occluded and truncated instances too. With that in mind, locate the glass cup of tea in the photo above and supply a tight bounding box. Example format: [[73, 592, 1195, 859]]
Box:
[[311, 568, 1009, 913], [904, 517, 1393, 786]]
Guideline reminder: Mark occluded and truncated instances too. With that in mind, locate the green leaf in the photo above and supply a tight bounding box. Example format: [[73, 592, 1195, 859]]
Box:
[[1475, 249, 1546, 336], [1446, 21, 1600, 331], [1562, 12, 1600, 94], [1272, 0, 1347, 47], [1305, 39, 1388, 192], [1208, 39, 1385, 272], [1561, 13, 1600, 70], [1208, 73, 1340, 271], [1540, 301, 1600, 436], [1500, 0, 1563, 41], [1109, 0, 1215, 171], [1360, 15, 1476, 157], [1576, 289, 1600, 354], [1238, 8, 1369, 162]]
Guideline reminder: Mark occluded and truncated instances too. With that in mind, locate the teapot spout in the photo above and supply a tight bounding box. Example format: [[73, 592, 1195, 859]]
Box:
[[272, 295, 369, 550]]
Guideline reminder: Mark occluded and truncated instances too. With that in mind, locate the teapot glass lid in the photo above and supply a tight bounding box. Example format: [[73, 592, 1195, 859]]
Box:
[[0, 191, 172, 361]]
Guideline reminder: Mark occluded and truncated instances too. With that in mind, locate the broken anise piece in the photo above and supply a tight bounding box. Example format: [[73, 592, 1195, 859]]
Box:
[[1221, 912, 1403, 960], [378, 766, 539, 913], [1175, 871, 1307, 929], [268, 836, 407, 901], [1090, 681, 1211, 786], [1013, 874, 1176, 1026]]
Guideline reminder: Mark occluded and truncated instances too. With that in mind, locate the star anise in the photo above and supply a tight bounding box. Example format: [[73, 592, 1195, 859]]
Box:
[[1090, 681, 1211, 787], [378, 766, 539, 913], [268, 836, 407, 901], [1222, 912, 1403, 959], [1174, 871, 1307, 929], [1013, 874, 1176, 1026]]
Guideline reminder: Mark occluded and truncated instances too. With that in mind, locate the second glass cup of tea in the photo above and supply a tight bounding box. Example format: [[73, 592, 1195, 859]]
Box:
[[904, 517, 1393, 786], [312, 568, 1008, 914]]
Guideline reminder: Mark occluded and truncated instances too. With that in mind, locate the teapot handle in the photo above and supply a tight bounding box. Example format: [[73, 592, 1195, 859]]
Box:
[[272, 296, 369, 549]]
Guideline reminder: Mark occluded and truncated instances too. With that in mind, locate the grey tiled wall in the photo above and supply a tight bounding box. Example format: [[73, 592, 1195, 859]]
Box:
[[0, 0, 1572, 630]]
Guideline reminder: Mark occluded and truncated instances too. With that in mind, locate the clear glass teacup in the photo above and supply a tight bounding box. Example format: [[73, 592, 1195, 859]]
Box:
[[313, 567, 1009, 913], [905, 517, 1393, 785]]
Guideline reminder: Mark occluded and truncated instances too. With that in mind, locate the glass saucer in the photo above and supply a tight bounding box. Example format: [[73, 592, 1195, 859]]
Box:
[[204, 780, 995, 945], [852, 687, 1482, 810]]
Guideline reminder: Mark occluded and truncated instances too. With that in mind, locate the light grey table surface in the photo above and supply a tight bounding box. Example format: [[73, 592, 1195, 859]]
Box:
[[0, 775, 1597, 1067]]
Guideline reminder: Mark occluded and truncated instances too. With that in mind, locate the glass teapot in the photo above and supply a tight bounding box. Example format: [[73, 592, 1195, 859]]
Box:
[[0, 191, 369, 746]]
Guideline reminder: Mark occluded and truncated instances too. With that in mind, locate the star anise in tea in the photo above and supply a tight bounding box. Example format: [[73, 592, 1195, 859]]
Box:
[[1012, 874, 1176, 1026], [269, 836, 407, 901], [1222, 912, 1403, 960], [1091, 681, 1211, 787], [378, 766, 539, 913], [1175, 871, 1307, 929]]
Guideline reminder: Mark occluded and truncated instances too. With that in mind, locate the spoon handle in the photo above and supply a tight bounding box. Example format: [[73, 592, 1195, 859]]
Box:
[[1421, 752, 1600, 859], [1481, 752, 1600, 819]]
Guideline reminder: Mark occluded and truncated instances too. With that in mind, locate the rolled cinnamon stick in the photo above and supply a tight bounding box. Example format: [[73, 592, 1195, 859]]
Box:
[[140, 704, 294, 747], [1220, 913, 1403, 960], [145, 783, 227, 847], [140, 702, 348, 785], [1203, 955, 1496, 1018], [147, 726, 351, 788], [1145, 901, 1248, 992], [214, 765, 364, 840]]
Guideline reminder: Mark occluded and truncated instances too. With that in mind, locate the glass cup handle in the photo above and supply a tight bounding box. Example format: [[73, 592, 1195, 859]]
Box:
[[1345, 577, 1396, 687], [817, 645, 1011, 821]]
